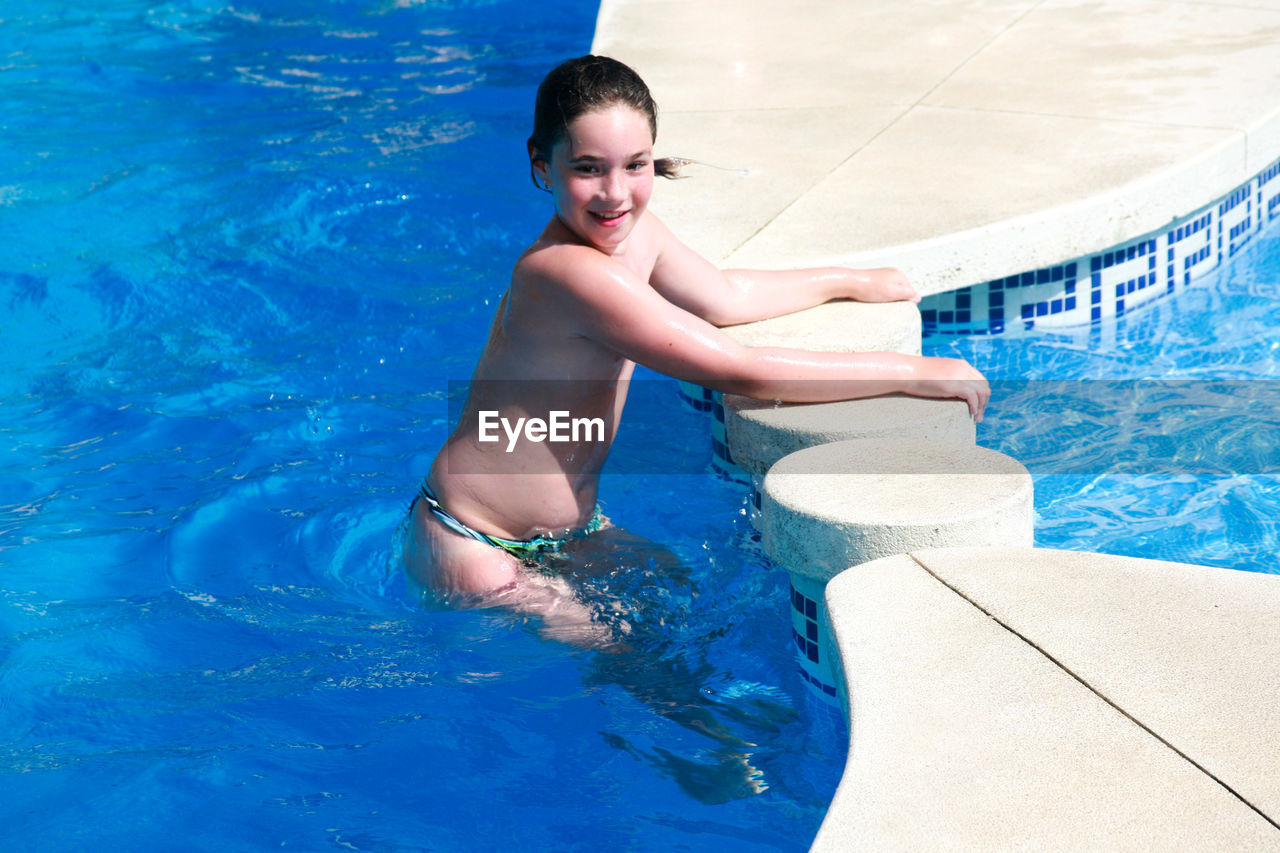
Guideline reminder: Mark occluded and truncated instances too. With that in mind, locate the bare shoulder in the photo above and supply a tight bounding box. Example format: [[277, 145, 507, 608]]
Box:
[[515, 239, 607, 283], [633, 209, 680, 262], [642, 208, 677, 242], [514, 239, 637, 304]]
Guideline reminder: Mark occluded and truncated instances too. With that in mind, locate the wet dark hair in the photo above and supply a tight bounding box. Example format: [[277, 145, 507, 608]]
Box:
[[527, 55, 684, 189]]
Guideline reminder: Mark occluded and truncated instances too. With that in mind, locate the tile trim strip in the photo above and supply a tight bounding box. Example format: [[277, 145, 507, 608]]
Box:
[[922, 155, 1280, 335]]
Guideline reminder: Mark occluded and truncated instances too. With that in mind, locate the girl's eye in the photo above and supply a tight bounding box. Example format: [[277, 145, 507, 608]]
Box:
[[627, 161, 648, 171], [573, 164, 598, 174]]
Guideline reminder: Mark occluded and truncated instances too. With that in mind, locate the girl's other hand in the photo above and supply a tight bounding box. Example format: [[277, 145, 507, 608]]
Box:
[[908, 357, 990, 422], [849, 267, 920, 304]]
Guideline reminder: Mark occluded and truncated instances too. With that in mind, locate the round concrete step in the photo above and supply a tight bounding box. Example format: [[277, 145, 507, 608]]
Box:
[[726, 393, 975, 477], [761, 438, 1034, 583]]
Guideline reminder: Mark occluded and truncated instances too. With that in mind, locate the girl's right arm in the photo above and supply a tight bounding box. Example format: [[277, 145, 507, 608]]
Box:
[[524, 245, 990, 420], [706, 345, 989, 419]]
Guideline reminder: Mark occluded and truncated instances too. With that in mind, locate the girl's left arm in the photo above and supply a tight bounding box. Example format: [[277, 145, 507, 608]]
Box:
[[648, 215, 919, 327]]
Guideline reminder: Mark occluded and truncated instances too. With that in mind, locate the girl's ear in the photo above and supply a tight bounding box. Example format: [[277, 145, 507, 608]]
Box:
[[528, 141, 552, 192]]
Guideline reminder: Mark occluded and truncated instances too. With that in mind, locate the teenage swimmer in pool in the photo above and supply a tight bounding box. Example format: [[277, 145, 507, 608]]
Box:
[[404, 55, 989, 637]]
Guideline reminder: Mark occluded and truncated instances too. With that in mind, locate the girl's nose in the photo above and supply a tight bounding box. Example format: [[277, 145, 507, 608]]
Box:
[[600, 170, 625, 202]]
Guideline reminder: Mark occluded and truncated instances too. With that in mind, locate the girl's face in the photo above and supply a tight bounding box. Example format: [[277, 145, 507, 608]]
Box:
[[534, 104, 655, 254]]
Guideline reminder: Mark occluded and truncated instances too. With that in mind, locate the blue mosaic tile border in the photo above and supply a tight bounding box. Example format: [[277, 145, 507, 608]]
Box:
[[790, 579, 839, 702], [677, 379, 715, 412], [709, 391, 732, 466], [678, 383, 749, 479], [922, 155, 1280, 334], [706, 391, 749, 480]]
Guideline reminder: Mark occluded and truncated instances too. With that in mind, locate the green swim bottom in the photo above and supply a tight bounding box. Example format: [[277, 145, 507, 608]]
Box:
[[415, 480, 603, 562]]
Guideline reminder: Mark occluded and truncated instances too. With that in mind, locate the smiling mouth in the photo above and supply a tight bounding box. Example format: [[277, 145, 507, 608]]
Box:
[[589, 210, 628, 225]]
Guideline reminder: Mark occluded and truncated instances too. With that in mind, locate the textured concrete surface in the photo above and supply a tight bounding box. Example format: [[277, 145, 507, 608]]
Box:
[[719, 300, 922, 357], [819, 550, 1280, 851], [726, 394, 974, 477], [592, 0, 1280, 294], [915, 547, 1280, 825], [760, 439, 1033, 582]]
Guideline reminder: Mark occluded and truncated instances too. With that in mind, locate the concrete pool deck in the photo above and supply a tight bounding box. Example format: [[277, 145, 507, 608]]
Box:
[[592, 0, 1280, 848], [819, 548, 1280, 850], [592, 0, 1280, 296]]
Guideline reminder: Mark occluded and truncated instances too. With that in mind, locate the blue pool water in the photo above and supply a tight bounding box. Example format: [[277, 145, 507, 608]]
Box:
[[2, 2, 841, 849], [4, 0, 1280, 850], [927, 225, 1280, 576]]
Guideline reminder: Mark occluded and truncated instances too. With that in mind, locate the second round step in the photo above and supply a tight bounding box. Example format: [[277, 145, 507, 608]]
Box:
[[725, 393, 976, 477], [761, 439, 1034, 584]]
